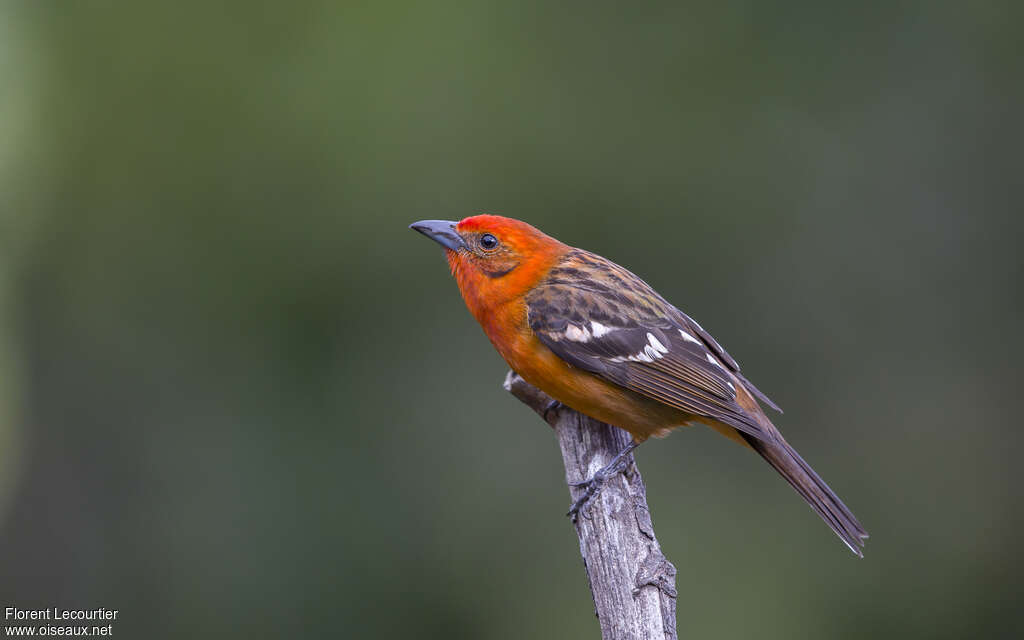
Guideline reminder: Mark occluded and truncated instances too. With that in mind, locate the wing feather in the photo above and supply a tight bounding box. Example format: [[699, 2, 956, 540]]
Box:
[[527, 250, 779, 442]]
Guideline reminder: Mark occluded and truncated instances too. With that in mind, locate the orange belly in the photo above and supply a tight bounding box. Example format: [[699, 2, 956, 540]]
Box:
[[494, 326, 690, 441]]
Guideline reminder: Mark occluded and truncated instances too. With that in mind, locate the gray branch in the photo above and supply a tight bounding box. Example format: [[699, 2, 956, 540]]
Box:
[[503, 371, 678, 640]]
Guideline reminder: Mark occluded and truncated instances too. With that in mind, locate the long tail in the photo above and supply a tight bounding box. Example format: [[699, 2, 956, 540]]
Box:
[[742, 433, 869, 556]]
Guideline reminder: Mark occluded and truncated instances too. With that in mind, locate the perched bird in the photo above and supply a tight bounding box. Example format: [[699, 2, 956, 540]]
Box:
[[410, 214, 868, 556]]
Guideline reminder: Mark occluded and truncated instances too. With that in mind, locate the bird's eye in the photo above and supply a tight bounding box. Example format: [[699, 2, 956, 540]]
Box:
[[480, 233, 499, 250]]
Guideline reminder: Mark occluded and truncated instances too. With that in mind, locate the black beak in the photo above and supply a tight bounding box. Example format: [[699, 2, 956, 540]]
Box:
[[409, 219, 466, 251]]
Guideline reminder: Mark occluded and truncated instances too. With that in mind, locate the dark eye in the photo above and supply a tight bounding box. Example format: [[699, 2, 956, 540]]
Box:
[[480, 233, 499, 250]]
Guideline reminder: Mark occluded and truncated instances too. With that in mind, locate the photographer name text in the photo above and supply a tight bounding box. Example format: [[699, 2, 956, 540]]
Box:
[[5, 608, 118, 622]]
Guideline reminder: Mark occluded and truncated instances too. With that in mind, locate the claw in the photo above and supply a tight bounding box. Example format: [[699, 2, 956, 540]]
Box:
[[542, 399, 563, 422], [567, 480, 600, 522], [567, 473, 607, 522], [565, 439, 641, 523]]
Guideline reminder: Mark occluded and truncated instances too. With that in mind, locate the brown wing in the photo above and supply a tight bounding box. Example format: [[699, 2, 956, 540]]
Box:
[[526, 249, 780, 443]]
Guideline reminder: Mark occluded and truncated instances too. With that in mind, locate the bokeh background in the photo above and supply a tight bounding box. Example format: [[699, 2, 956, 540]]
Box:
[[1, 2, 1021, 638]]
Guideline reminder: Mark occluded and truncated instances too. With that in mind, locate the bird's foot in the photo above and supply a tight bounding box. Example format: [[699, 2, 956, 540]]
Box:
[[565, 439, 641, 523], [567, 471, 608, 522], [542, 399, 564, 422]]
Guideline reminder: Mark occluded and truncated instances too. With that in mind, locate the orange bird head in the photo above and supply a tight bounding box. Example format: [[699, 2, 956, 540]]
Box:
[[410, 214, 569, 313]]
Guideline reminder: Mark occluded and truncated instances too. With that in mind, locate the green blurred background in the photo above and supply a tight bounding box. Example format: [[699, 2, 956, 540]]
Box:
[[1, 2, 1021, 638]]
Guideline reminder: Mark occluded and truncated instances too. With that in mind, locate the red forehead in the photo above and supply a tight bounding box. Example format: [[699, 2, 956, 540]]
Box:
[[456, 214, 521, 233], [455, 215, 561, 251]]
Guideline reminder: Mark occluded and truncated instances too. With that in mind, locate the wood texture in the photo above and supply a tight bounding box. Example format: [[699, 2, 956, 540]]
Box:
[[503, 371, 678, 640]]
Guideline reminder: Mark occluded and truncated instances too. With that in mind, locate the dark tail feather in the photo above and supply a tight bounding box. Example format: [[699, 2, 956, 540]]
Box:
[[743, 434, 869, 557]]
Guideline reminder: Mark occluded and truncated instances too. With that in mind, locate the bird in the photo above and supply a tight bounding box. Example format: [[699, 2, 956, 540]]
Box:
[[410, 214, 868, 556]]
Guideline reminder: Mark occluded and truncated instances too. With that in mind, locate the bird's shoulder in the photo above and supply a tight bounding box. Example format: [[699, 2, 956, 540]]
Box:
[[526, 249, 679, 331], [526, 249, 719, 361]]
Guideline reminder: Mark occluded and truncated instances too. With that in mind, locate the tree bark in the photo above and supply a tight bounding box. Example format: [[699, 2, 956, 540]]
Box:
[[503, 371, 678, 640]]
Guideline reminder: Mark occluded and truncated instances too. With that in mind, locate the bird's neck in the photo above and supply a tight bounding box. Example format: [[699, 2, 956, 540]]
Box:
[[450, 246, 566, 335]]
